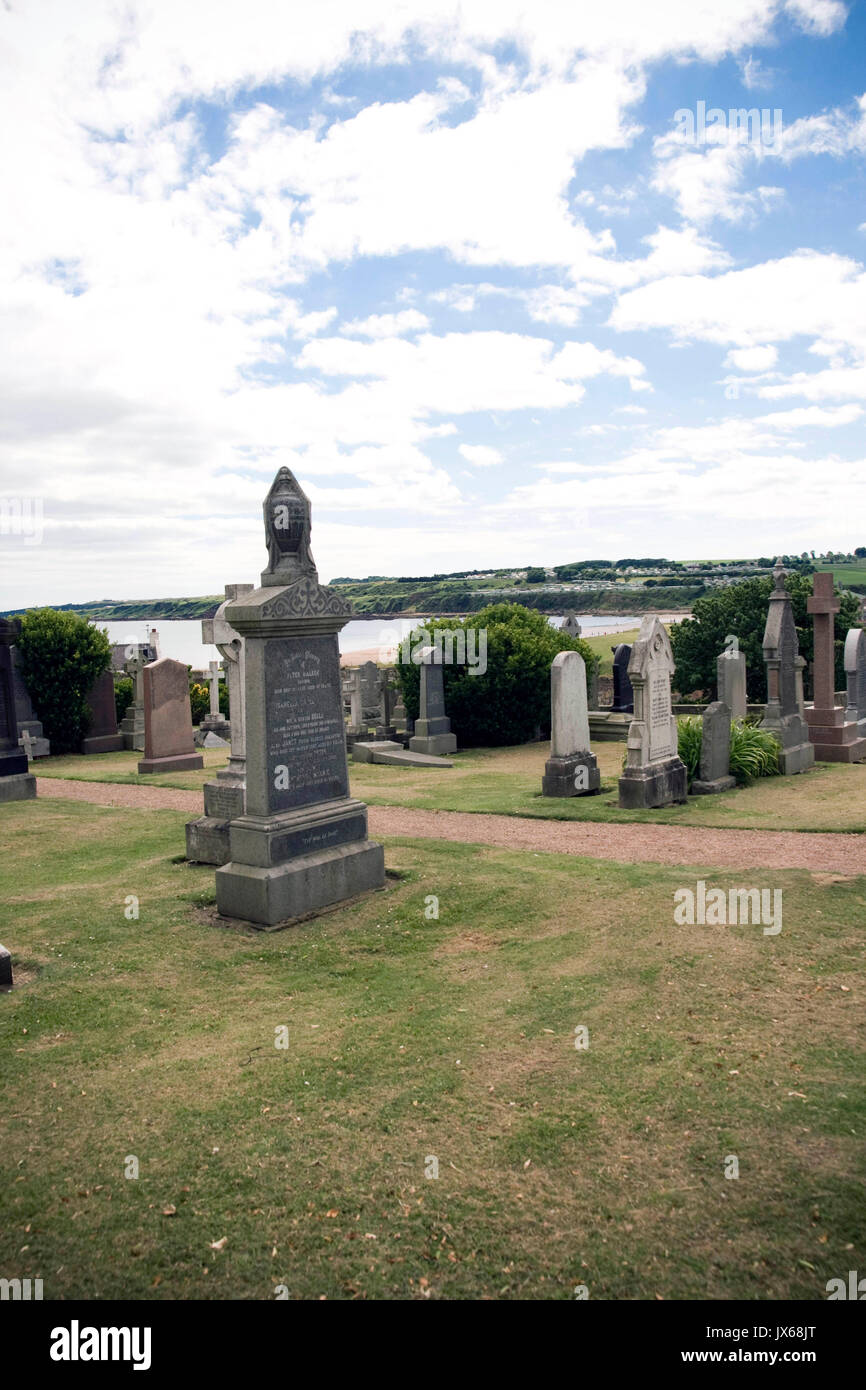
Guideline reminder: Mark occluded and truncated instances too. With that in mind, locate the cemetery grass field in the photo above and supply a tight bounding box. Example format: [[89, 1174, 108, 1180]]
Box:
[[33, 742, 866, 832], [1, 797, 864, 1301]]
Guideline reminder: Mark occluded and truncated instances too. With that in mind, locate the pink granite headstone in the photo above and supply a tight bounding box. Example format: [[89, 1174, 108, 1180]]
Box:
[[138, 658, 203, 774]]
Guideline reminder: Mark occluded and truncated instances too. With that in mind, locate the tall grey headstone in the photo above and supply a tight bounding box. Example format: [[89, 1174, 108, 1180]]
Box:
[[0, 619, 36, 801], [618, 616, 687, 809], [717, 648, 747, 721], [408, 648, 457, 756], [358, 661, 380, 719], [186, 585, 253, 864], [761, 560, 814, 775], [215, 468, 385, 927], [691, 701, 736, 795], [542, 651, 600, 797]]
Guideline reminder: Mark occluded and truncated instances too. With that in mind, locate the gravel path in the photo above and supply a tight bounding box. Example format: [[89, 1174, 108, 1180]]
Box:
[[37, 777, 866, 873]]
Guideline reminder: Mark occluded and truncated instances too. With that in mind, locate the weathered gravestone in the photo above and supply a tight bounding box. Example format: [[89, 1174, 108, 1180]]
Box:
[[82, 669, 123, 754], [214, 468, 385, 927], [137, 659, 204, 774], [761, 560, 815, 775], [561, 612, 582, 639], [618, 617, 687, 809], [409, 648, 457, 756], [186, 585, 252, 864], [691, 701, 736, 795], [805, 573, 865, 761], [542, 651, 600, 797], [10, 645, 49, 756], [717, 647, 747, 721], [0, 619, 36, 802], [610, 643, 634, 713], [843, 627, 866, 753], [120, 647, 147, 750]]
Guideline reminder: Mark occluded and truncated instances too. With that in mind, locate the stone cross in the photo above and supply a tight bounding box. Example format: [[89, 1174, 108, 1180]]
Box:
[[186, 584, 253, 865], [561, 612, 582, 639], [618, 616, 687, 808], [344, 669, 364, 731], [807, 572, 840, 714], [208, 660, 222, 718], [542, 650, 600, 797]]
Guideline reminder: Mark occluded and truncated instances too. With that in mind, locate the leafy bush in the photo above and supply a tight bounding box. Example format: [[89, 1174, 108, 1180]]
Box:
[[17, 609, 111, 754], [114, 677, 133, 725], [189, 679, 228, 725], [396, 604, 598, 747], [670, 572, 861, 702], [677, 713, 781, 787], [677, 716, 703, 782], [729, 720, 780, 783]]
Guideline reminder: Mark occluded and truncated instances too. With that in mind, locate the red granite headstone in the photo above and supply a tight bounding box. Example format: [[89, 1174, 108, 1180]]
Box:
[[138, 658, 204, 774], [805, 572, 866, 762], [82, 670, 124, 754]]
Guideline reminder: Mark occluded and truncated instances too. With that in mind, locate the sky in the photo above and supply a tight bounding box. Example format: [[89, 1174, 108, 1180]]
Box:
[[1, 0, 865, 607]]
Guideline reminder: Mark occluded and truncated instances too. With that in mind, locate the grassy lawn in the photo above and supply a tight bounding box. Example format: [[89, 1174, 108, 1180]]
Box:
[[33, 741, 866, 832], [33, 747, 227, 791], [1, 798, 864, 1300], [351, 743, 866, 834]]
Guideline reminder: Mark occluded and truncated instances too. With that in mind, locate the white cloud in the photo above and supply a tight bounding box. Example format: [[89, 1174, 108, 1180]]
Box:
[[726, 345, 779, 371], [342, 310, 431, 338], [459, 444, 504, 467]]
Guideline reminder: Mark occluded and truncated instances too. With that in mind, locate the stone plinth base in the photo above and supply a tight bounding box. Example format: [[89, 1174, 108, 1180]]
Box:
[[353, 740, 453, 768], [82, 734, 124, 755], [216, 839, 385, 929], [138, 752, 204, 774], [186, 816, 231, 865], [0, 772, 37, 803], [542, 751, 601, 798], [619, 756, 687, 810], [202, 716, 231, 740], [805, 706, 866, 762], [186, 779, 245, 865], [691, 774, 737, 796], [409, 731, 457, 756], [588, 712, 631, 741]]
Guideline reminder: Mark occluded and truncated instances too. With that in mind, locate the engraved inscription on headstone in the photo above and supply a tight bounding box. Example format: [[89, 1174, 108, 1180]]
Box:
[[265, 640, 348, 814]]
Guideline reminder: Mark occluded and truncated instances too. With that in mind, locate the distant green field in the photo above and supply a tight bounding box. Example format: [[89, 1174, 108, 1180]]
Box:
[[818, 565, 866, 589]]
